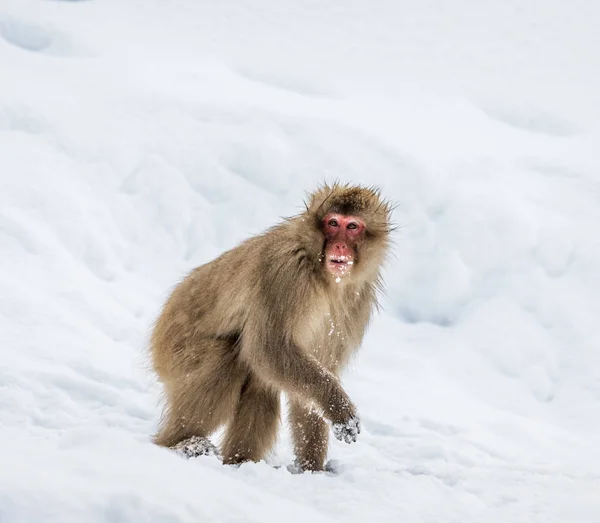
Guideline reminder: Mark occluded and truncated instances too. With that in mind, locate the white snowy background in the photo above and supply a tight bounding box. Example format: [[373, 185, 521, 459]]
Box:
[[1, 0, 599, 521]]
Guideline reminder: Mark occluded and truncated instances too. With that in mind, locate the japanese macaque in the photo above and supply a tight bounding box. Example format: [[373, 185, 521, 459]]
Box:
[[150, 182, 392, 472]]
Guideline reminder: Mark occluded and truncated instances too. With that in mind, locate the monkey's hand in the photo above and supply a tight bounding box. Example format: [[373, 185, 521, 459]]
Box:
[[332, 415, 361, 444]]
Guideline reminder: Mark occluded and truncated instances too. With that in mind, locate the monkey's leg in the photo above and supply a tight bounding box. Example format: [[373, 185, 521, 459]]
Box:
[[221, 376, 281, 465], [154, 357, 247, 448], [288, 399, 329, 472]]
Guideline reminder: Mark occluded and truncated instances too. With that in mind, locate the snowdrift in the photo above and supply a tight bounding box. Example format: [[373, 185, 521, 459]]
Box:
[[1, 1, 599, 521]]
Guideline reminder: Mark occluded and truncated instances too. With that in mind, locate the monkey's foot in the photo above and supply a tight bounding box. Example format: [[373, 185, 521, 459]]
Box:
[[332, 416, 361, 444], [171, 436, 220, 459], [286, 459, 341, 476]]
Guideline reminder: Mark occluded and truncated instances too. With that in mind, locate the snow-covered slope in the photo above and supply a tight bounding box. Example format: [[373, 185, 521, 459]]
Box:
[[1, 1, 599, 521]]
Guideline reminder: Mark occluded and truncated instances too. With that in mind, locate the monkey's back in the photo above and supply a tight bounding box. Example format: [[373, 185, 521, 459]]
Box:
[[150, 233, 266, 380]]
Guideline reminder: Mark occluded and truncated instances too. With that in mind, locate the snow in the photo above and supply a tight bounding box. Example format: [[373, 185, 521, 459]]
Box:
[[1, 0, 600, 521]]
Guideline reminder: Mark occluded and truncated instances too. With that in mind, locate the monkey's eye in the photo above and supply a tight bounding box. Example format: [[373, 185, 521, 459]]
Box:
[[347, 222, 358, 230], [328, 219, 339, 227]]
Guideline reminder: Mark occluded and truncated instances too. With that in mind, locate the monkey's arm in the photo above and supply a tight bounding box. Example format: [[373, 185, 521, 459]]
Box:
[[240, 317, 360, 443]]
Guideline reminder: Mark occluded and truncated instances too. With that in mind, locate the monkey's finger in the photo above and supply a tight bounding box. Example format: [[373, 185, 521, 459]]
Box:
[[345, 431, 358, 444]]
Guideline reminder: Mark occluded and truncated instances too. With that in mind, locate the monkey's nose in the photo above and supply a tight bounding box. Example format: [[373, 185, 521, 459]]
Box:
[[333, 242, 352, 257]]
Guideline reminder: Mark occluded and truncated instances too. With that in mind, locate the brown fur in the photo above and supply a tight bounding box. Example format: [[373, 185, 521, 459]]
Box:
[[150, 182, 392, 471]]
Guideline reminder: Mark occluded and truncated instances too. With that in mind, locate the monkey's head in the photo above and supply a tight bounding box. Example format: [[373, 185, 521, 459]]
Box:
[[302, 183, 392, 284]]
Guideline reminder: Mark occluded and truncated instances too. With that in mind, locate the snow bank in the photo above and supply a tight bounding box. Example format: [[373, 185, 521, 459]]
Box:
[[1, 0, 599, 521]]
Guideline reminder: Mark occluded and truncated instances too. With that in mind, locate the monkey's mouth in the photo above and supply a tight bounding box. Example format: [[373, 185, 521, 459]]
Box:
[[326, 256, 354, 276]]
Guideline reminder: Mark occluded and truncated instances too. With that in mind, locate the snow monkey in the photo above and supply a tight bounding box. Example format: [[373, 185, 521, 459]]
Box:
[[150, 183, 392, 472]]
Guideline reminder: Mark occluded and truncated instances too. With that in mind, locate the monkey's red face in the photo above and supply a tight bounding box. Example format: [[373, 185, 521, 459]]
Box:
[[322, 213, 365, 278]]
